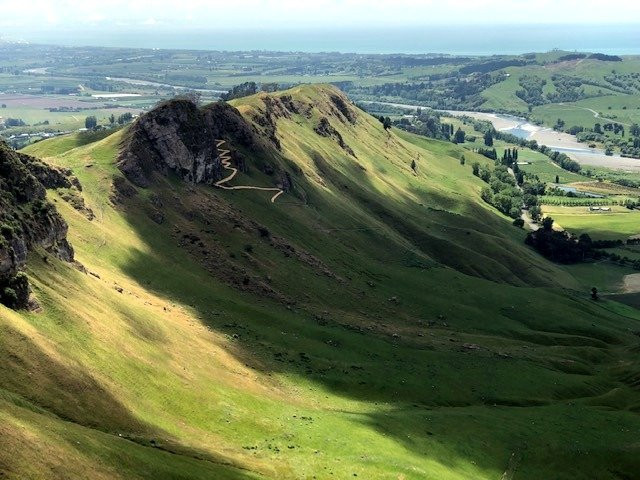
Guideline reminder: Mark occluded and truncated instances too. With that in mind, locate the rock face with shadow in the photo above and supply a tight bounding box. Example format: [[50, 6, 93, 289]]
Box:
[[0, 141, 74, 309], [117, 98, 275, 188], [117, 99, 220, 188], [117, 95, 312, 190]]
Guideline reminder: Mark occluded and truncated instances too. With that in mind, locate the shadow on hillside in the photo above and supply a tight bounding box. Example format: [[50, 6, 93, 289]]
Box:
[[107, 138, 640, 477], [0, 322, 266, 480]]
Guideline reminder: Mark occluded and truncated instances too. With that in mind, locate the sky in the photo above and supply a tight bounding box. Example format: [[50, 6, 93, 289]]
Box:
[[1, 0, 640, 31]]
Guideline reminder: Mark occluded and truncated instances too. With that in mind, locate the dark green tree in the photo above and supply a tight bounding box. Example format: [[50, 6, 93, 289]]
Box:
[[85, 116, 97, 129], [529, 205, 542, 222], [484, 131, 494, 147]]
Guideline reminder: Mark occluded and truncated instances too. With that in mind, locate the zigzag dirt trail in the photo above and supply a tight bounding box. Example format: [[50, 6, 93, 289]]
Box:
[[214, 139, 284, 203]]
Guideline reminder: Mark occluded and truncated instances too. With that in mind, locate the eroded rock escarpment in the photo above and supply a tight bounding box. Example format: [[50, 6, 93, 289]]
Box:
[[116, 88, 360, 194], [0, 141, 75, 309], [117, 98, 274, 188]]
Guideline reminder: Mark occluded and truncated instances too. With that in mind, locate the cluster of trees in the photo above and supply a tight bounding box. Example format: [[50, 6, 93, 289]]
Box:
[[456, 114, 588, 175], [378, 115, 392, 130], [40, 85, 79, 95], [525, 219, 595, 263], [619, 123, 640, 158], [556, 53, 587, 62], [109, 112, 133, 126], [516, 75, 547, 106], [501, 148, 518, 163], [546, 74, 589, 103], [221, 82, 258, 101], [345, 72, 506, 110], [85, 112, 134, 130], [476, 147, 498, 160], [516, 72, 612, 107], [3, 118, 26, 127], [391, 109, 455, 141], [589, 53, 622, 62], [85, 116, 98, 129], [537, 146, 581, 172], [527, 223, 640, 269], [474, 163, 524, 219], [573, 122, 640, 159], [566, 125, 584, 135], [220, 81, 285, 101], [602, 122, 625, 135], [472, 147, 547, 221], [459, 59, 529, 74]]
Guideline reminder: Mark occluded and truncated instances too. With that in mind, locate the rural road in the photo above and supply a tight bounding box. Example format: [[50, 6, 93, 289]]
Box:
[[214, 140, 284, 203], [508, 167, 539, 231]]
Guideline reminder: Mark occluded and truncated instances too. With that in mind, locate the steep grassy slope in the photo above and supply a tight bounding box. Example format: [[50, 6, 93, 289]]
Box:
[[2, 85, 640, 479]]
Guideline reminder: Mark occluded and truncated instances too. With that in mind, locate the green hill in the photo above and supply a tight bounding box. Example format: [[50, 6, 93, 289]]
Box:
[[2, 84, 640, 480]]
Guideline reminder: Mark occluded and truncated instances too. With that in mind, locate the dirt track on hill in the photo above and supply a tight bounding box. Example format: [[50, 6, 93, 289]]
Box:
[[214, 139, 284, 203]]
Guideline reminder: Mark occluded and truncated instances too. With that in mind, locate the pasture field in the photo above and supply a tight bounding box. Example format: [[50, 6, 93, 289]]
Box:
[[0, 93, 159, 137], [568, 181, 640, 196], [505, 147, 588, 183], [542, 205, 640, 240], [533, 95, 640, 130], [603, 245, 640, 261]]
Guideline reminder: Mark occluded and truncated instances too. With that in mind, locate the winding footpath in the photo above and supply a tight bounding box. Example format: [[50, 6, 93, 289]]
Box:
[[214, 140, 284, 203]]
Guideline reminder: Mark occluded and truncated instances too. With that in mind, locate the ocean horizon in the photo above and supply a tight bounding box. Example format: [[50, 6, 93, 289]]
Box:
[[8, 24, 640, 55]]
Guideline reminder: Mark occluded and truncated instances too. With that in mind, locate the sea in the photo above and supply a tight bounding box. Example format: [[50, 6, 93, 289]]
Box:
[[8, 24, 640, 55]]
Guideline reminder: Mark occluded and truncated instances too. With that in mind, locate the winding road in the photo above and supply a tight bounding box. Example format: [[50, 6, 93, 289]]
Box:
[[214, 140, 284, 203]]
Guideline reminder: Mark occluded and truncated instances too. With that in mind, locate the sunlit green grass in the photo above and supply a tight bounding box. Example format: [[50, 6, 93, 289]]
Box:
[[5, 85, 640, 480], [543, 205, 640, 240]]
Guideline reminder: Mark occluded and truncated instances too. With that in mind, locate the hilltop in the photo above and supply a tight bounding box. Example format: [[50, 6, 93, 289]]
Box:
[[2, 84, 640, 480]]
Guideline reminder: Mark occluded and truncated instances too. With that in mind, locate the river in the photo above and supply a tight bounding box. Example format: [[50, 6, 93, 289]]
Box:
[[365, 101, 640, 172]]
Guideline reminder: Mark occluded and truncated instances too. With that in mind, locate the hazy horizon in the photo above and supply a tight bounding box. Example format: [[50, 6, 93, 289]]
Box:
[[1, 0, 639, 55], [3, 24, 640, 56]]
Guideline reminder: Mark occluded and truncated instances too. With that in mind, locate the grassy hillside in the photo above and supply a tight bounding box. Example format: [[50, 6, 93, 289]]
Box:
[[479, 56, 640, 138], [2, 84, 640, 479]]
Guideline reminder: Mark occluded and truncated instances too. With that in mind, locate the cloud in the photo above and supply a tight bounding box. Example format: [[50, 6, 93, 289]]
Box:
[[0, 0, 638, 29]]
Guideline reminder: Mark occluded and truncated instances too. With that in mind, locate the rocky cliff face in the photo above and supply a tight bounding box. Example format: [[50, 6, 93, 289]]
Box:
[[0, 141, 74, 309], [117, 99, 221, 188], [117, 98, 276, 188], [117, 89, 360, 194]]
